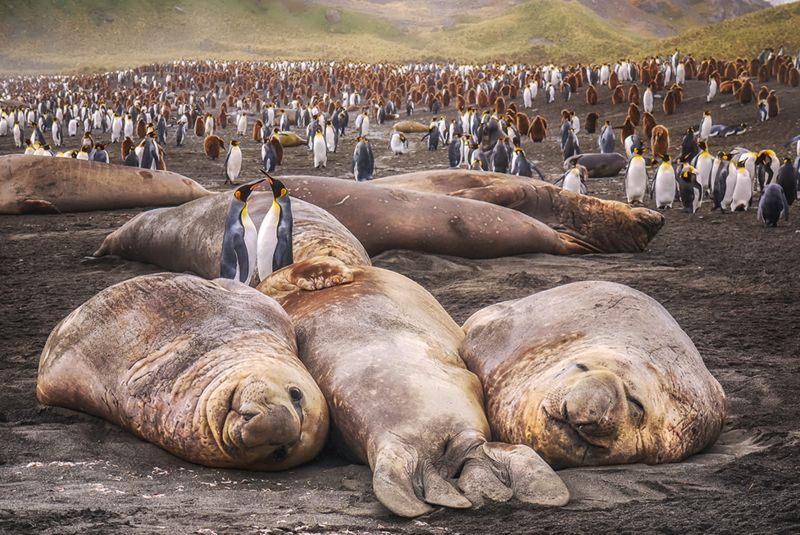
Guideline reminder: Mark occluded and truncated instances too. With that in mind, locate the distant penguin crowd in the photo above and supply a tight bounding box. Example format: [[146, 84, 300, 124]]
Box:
[[1, 47, 797, 226]]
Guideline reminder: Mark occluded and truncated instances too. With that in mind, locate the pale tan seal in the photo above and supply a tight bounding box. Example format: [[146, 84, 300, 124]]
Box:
[[392, 120, 431, 133], [0, 154, 210, 214], [460, 281, 727, 468], [37, 273, 329, 470], [258, 258, 569, 517]]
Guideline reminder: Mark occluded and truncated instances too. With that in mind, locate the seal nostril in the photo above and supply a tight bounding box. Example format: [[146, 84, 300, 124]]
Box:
[[272, 446, 288, 462], [575, 363, 589, 372]]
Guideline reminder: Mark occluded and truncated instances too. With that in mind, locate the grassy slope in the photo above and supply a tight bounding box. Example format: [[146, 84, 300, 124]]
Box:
[[0, 0, 797, 74], [646, 2, 800, 59]]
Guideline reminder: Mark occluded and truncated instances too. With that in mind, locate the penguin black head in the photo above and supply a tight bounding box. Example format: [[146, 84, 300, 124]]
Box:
[[633, 147, 644, 155], [269, 177, 288, 200], [233, 179, 266, 203], [661, 153, 671, 162], [686, 127, 694, 134], [736, 160, 746, 169], [698, 141, 707, 150], [231, 139, 240, 147], [783, 157, 792, 165]]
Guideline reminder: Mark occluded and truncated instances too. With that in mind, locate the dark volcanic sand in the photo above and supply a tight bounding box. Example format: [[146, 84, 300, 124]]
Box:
[[1, 79, 799, 534]]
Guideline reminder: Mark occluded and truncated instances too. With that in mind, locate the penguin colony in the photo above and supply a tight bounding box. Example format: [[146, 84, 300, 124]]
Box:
[[1, 48, 797, 226]]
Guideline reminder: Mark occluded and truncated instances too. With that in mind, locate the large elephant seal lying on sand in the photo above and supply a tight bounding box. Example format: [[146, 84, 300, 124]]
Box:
[[259, 258, 569, 517], [0, 154, 209, 214], [94, 189, 371, 283], [460, 281, 727, 468], [370, 170, 664, 253], [37, 273, 328, 470], [280, 176, 595, 256]]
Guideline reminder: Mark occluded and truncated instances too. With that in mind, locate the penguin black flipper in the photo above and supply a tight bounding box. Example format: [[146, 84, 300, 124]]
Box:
[[224, 147, 232, 181], [232, 230, 250, 283], [528, 160, 546, 181], [272, 197, 294, 271]]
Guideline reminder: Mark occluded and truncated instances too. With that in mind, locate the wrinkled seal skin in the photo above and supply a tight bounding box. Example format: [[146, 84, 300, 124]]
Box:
[[36, 273, 328, 470], [371, 170, 664, 253], [258, 258, 569, 517], [93, 191, 370, 283], [279, 176, 593, 257], [460, 281, 727, 469], [0, 154, 210, 214], [564, 153, 628, 178]]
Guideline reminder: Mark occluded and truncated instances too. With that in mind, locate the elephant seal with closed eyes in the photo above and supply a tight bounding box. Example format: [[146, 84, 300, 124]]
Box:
[[460, 281, 727, 468], [36, 273, 328, 471]]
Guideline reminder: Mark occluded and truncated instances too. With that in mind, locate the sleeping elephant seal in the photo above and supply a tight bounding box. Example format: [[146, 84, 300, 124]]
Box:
[[94, 189, 371, 283], [279, 176, 595, 257], [564, 153, 627, 178], [370, 170, 664, 253], [37, 273, 328, 470], [258, 258, 569, 517], [0, 154, 210, 214], [460, 281, 727, 469], [276, 132, 306, 147], [392, 120, 431, 133]]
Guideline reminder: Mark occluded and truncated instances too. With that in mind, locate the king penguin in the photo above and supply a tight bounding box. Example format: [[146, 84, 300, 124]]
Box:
[[224, 139, 243, 185], [654, 154, 677, 209], [625, 146, 648, 205], [256, 175, 294, 281], [220, 179, 266, 285], [313, 127, 327, 169], [599, 121, 615, 154]]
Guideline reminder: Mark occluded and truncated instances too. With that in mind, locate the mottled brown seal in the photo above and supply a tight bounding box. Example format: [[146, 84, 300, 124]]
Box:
[[258, 258, 569, 517], [278, 176, 595, 256], [0, 154, 209, 214], [368, 169, 663, 253], [37, 273, 328, 470], [460, 281, 727, 469]]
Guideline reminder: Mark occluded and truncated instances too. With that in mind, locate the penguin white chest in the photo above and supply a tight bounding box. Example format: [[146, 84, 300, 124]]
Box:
[[731, 169, 753, 210], [562, 169, 582, 193], [242, 210, 259, 284], [227, 148, 242, 179], [700, 117, 712, 140], [655, 164, 676, 208], [256, 202, 281, 281], [313, 135, 327, 167], [626, 157, 647, 203]]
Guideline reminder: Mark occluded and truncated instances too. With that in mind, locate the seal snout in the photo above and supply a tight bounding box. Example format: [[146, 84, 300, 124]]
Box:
[[239, 402, 303, 449], [563, 371, 626, 447]]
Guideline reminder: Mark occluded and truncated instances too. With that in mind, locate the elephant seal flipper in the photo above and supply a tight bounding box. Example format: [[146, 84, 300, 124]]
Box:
[[259, 258, 568, 517]]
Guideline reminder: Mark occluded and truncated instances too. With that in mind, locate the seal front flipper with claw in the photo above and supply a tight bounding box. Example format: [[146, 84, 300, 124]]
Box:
[[259, 261, 569, 517]]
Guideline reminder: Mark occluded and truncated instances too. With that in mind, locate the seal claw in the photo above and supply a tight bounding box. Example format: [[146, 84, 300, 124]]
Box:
[[372, 445, 434, 518], [458, 442, 569, 508]]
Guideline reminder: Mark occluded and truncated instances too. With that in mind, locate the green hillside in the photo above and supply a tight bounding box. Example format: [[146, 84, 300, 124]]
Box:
[[646, 2, 800, 59], [0, 0, 797, 74]]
